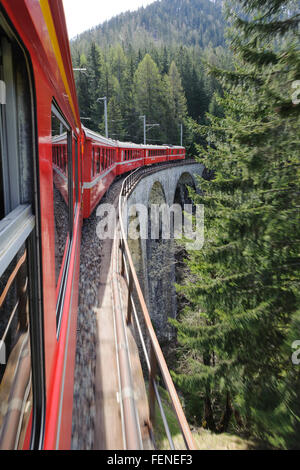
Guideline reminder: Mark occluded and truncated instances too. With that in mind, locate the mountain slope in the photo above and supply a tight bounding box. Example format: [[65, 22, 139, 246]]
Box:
[[71, 0, 225, 54]]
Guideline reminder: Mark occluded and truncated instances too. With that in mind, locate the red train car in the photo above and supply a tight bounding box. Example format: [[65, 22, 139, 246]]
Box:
[[168, 146, 186, 162], [82, 127, 186, 218], [82, 128, 118, 218], [143, 144, 169, 166], [0, 0, 82, 450], [116, 141, 145, 176]]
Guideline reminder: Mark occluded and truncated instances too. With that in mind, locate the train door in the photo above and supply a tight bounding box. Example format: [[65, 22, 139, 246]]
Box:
[[0, 14, 45, 449]]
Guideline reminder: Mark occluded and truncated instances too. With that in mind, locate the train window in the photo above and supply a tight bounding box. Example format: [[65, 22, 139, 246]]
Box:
[[91, 147, 95, 178], [97, 150, 100, 174], [0, 18, 44, 449], [51, 104, 73, 296], [99, 148, 102, 172], [74, 137, 78, 203], [0, 151, 4, 220], [0, 239, 33, 449]]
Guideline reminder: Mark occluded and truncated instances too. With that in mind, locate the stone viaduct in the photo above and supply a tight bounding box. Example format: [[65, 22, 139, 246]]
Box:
[[121, 162, 204, 341]]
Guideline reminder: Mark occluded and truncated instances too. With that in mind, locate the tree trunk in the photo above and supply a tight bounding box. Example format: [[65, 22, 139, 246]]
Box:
[[203, 393, 216, 432], [217, 391, 233, 433]]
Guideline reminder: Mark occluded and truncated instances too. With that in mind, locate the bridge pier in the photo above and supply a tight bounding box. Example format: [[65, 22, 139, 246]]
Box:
[[122, 163, 204, 339]]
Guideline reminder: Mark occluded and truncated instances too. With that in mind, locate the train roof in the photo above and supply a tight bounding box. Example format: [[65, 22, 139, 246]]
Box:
[[83, 127, 119, 147], [83, 127, 184, 150], [52, 132, 67, 143]]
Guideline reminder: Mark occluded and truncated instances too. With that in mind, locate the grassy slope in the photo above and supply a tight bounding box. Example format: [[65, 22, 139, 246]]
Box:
[[152, 387, 262, 450]]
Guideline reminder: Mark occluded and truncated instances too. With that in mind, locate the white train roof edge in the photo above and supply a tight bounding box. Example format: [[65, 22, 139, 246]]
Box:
[[83, 126, 184, 150]]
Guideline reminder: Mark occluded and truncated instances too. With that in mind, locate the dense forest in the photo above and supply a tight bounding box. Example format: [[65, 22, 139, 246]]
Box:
[[71, 0, 225, 52], [171, 0, 300, 450], [70, 0, 229, 150]]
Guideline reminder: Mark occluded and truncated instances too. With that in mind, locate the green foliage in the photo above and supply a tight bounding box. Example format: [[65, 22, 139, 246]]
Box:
[[70, 0, 232, 147], [173, 0, 300, 448], [71, 0, 225, 53]]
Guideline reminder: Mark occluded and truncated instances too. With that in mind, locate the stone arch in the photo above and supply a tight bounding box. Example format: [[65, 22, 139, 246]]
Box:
[[147, 181, 167, 207], [173, 172, 197, 207]]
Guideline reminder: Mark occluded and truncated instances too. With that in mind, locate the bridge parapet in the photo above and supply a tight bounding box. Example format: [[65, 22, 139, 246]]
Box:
[[122, 161, 204, 228], [115, 161, 201, 450]]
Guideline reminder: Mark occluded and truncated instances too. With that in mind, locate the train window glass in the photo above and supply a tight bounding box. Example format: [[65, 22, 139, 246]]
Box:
[[74, 137, 78, 203], [51, 107, 72, 288], [0, 151, 4, 220], [0, 241, 33, 449], [0, 17, 44, 450], [92, 147, 95, 178]]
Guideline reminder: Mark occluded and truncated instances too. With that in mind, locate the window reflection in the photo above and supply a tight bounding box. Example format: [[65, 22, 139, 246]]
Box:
[[0, 244, 32, 450], [52, 113, 70, 285], [0, 152, 4, 220]]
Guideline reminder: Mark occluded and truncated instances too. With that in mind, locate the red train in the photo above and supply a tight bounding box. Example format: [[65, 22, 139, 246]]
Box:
[[0, 0, 185, 450], [81, 127, 185, 218]]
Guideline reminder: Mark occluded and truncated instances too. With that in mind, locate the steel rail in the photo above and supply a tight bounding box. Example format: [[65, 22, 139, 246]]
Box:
[[117, 160, 198, 450]]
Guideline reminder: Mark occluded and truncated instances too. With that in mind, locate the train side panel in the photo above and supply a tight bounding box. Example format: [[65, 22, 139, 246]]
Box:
[[117, 146, 145, 176], [0, 0, 82, 450]]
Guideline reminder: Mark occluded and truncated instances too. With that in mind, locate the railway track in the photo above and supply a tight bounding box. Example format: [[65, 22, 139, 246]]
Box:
[[73, 161, 197, 450]]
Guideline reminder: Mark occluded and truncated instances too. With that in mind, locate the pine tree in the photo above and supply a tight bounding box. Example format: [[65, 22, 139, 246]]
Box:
[[168, 61, 187, 123], [133, 53, 166, 143], [107, 96, 125, 140], [172, 0, 300, 448], [75, 53, 92, 121], [87, 43, 104, 129]]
